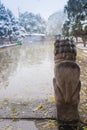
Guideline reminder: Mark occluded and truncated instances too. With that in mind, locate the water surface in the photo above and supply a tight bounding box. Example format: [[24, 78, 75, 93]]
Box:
[[0, 43, 54, 101]]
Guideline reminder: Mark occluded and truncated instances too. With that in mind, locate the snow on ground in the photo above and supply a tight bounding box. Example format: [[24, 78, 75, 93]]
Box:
[[77, 43, 87, 55]]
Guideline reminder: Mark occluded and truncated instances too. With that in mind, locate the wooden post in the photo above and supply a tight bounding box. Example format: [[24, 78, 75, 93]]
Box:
[[53, 39, 81, 130]]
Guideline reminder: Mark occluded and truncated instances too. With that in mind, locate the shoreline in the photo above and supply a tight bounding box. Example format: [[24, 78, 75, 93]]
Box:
[[0, 43, 17, 49]]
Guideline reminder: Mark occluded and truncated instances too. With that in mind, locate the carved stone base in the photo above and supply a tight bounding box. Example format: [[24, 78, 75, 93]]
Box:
[[56, 104, 79, 123], [58, 124, 78, 130]]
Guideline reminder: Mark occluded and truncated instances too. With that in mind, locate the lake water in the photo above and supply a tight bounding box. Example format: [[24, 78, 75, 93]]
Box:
[[0, 42, 54, 101]]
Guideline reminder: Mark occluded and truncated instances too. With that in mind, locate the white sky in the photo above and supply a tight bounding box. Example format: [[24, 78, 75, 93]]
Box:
[[2, 0, 68, 20]]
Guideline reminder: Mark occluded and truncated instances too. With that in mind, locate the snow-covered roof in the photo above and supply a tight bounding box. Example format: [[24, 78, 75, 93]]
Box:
[[29, 33, 45, 36]]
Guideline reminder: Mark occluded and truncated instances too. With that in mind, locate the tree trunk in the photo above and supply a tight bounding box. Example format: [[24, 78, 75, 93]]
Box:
[[76, 37, 78, 43], [9, 35, 12, 44], [84, 42, 86, 47], [82, 37, 86, 47]]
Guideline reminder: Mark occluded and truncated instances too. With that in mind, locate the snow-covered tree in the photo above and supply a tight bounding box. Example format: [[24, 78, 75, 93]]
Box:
[[0, 3, 20, 43], [0, 4, 9, 38], [19, 12, 46, 34], [7, 9, 20, 40]]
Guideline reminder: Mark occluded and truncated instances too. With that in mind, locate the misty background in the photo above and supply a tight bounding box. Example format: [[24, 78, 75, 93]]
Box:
[[0, 0, 67, 41]]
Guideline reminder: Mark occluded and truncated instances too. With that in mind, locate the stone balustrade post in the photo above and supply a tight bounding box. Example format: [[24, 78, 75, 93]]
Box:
[[53, 39, 81, 130]]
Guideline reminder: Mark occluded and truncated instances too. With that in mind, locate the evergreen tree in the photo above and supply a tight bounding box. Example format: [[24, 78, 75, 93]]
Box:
[[19, 12, 46, 33], [62, 20, 70, 37], [62, 0, 87, 46], [0, 4, 9, 38], [0, 3, 20, 44], [7, 9, 19, 41]]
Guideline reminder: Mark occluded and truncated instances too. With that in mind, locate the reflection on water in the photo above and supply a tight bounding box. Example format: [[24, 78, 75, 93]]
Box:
[[0, 46, 20, 88], [0, 43, 54, 101]]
